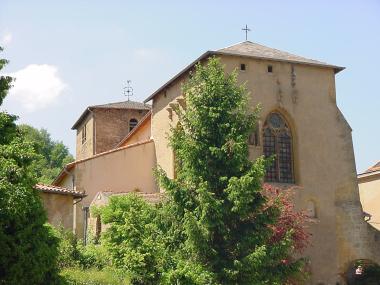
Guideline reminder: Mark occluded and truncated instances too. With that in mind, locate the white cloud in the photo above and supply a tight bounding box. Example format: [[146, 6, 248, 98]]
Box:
[[7, 64, 66, 111], [1, 32, 13, 46]]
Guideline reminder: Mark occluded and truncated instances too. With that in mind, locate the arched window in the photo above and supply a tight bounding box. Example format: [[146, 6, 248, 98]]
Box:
[[263, 112, 294, 183], [129, 118, 138, 132]]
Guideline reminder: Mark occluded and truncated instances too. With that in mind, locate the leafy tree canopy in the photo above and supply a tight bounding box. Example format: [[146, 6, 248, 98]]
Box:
[[19, 124, 74, 184]]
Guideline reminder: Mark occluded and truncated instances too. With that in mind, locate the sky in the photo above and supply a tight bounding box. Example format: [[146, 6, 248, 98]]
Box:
[[0, 0, 379, 173]]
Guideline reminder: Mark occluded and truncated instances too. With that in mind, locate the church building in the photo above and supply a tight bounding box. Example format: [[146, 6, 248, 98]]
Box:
[[52, 40, 380, 284]]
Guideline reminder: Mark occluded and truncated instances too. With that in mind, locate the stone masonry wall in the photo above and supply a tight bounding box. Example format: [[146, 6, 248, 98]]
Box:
[[94, 108, 149, 154]]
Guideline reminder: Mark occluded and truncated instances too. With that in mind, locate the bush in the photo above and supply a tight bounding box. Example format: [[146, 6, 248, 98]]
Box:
[[77, 243, 110, 270], [53, 226, 110, 270], [100, 194, 165, 284]]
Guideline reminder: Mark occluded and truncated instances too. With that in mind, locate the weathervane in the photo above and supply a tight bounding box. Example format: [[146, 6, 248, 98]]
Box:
[[123, 80, 133, 101], [242, 24, 251, 41]]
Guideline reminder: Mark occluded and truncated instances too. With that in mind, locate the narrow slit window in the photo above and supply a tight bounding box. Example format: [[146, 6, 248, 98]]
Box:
[[81, 124, 87, 144], [240, 63, 246, 71], [268, 65, 273, 73]]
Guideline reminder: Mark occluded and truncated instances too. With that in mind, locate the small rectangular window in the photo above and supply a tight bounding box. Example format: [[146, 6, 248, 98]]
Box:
[[267, 65, 273, 73], [81, 124, 87, 144], [240, 63, 246, 71], [248, 124, 260, 146]]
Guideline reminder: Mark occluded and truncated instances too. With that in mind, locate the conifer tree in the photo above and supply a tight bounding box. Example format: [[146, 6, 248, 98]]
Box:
[[157, 57, 306, 284]]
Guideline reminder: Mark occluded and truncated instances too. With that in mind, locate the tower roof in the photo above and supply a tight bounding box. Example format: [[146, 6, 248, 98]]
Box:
[[72, 100, 151, 130], [144, 41, 344, 103], [90, 100, 151, 110]]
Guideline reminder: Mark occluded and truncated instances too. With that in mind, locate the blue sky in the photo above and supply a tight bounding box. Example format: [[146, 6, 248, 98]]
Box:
[[0, 0, 379, 172]]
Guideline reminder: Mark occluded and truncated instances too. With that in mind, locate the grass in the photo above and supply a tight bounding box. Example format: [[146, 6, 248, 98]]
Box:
[[60, 267, 130, 285]]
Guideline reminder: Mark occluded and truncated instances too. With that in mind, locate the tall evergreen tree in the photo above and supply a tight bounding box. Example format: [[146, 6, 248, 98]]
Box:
[[156, 57, 306, 284], [0, 47, 60, 284]]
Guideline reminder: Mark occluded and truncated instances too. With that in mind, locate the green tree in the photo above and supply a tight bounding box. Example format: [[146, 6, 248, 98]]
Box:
[[18, 124, 74, 184], [156, 57, 306, 284], [99, 57, 308, 285], [0, 47, 61, 284]]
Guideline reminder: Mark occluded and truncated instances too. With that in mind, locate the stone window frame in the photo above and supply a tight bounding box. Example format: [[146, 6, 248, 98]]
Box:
[[262, 112, 295, 184]]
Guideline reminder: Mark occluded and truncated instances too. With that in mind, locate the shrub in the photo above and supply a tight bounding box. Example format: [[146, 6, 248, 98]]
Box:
[[77, 243, 110, 270], [53, 226, 110, 270], [100, 194, 165, 284]]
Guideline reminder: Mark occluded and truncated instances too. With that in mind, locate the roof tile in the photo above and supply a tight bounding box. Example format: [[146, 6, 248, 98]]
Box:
[[217, 41, 342, 70], [90, 100, 151, 110], [35, 184, 86, 197]]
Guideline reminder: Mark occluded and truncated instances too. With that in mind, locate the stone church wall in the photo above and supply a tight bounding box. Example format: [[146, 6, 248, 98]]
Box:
[[150, 54, 378, 284]]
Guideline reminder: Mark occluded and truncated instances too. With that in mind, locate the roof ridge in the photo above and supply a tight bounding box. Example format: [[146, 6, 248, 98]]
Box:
[[91, 100, 151, 108], [216, 40, 250, 51], [218, 40, 331, 66]]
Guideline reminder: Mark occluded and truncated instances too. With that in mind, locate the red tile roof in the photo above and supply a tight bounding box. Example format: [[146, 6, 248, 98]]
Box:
[[361, 161, 380, 175], [368, 162, 380, 172], [35, 184, 86, 197]]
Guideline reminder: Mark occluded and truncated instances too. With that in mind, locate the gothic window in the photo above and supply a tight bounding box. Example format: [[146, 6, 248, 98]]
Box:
[[129, 118, 138, 132], [263, 112, 294, 183]]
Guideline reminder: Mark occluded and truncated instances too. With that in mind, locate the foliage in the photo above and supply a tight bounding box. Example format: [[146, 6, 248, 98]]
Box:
[[100, 194, 165, 284], [99, 57, 309, 284], [53, 226, 82, 268], [53, 226, 110, 270], [264, 184, 309, 254], [154, 57, 308, 284], [77, 243, 111, 270], [60, 267, 130, 285], [18, 124, 74, 184], [0, 47, 61, 284]]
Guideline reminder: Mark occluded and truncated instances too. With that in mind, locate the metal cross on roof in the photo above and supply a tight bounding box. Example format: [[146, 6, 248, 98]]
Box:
[[242, 24, 251, 41], [123, 80, 133, 101]]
